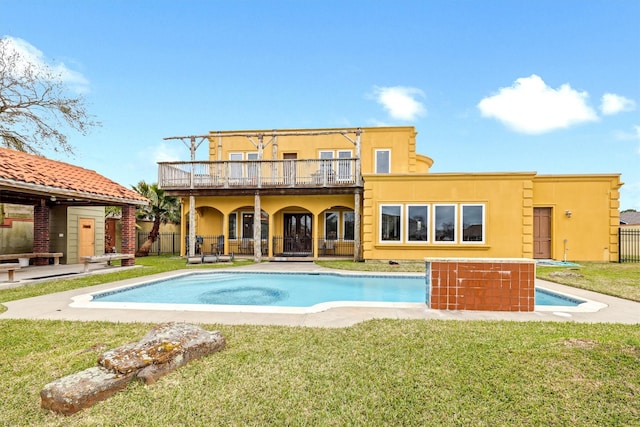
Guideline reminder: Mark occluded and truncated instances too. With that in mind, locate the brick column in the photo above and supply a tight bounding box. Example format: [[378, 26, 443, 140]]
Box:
[[121, 205, 136, 267], [33, 205, 50, 265]]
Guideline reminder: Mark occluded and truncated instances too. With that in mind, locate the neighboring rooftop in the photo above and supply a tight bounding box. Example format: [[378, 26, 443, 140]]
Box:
[[620, 211, 640, 225], [0, 147, 148, 206]]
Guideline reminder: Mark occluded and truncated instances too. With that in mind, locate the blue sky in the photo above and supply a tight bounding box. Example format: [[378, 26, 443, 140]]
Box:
[[2, 0, 639, 209]]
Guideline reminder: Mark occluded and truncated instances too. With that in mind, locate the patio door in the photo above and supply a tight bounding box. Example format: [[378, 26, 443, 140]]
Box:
[[284, 213, 312, 255], [534, 208, 552, 259], [79, 218, 95, 258], [283, 153, 297, 185]]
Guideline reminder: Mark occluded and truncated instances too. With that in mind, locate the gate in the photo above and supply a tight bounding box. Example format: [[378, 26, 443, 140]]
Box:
[[619, 228, 640, 263]]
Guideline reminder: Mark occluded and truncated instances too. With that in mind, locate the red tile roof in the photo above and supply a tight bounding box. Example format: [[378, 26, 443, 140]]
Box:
[[0, 147, 148, 205]]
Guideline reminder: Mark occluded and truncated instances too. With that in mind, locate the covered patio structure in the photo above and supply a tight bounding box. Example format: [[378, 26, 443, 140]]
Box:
[[0, 147, 148, 266]]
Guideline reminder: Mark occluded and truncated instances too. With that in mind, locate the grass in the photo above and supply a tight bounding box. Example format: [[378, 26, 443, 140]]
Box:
[[317, 259, 425, 273], [0, 257, 639, 425], [536, 262, 640, 302], [1, 319, 639, 426]]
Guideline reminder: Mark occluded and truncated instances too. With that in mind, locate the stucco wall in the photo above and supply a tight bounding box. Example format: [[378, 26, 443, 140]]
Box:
[[363, 173, 535, 261], [207, 126, 433, 174], [533, 175, 621, 262]]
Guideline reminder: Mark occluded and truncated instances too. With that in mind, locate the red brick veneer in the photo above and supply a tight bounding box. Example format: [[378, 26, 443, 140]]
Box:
[[33, 205, 50, 266], [426, 258, 535, 312]]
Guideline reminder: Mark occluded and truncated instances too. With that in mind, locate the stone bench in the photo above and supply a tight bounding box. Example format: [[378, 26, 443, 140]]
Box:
[[0, 262, 21, 282], [80, 253, 135, 273], [0, 252, 63, 266]]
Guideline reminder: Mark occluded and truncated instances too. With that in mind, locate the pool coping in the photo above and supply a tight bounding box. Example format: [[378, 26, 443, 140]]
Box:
[[69, 269, 603, 314], [1, 263, 639, 326]]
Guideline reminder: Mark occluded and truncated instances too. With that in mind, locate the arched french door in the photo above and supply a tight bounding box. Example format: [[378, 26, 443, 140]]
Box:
[[283, 213, 312, 256]]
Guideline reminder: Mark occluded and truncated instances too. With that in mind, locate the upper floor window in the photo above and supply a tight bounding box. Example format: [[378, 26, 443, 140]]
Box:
[[434, 204, 456, 242], [375, 149, 390, 174], [337, 150, 352, 181], [462, 204, 484, 243]]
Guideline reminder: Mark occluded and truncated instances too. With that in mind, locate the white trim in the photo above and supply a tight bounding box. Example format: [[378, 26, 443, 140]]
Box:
[[461, 204, 485, 244], [342, 210, 355, 241], [375, 149, 391, 174], [324, 211, 340, 240], [433, 204, 457, 243], [228, 212, 238, 240], [406, 204, 429, 243], [379, 204, 403, 243]]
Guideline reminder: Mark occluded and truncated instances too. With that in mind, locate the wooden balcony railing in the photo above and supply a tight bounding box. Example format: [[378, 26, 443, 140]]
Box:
[[158, 158, 361, 190]]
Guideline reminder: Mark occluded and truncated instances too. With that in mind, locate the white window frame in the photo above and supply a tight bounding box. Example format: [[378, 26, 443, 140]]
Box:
[[379, 204, 403, 243], [229, 152, 243, 181], [375, 149, 391, 174], [342, 211, 355, 241], [433, 204, 457, 243], [228, 212, 237, 240], [246, 152, 259, 183], [337, 150, 352, 182], [324, 211, 339, 240], [406, 204, 429, 243], [461, 204, 485, 244]]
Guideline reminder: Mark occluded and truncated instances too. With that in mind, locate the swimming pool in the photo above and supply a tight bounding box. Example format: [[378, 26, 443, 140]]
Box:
[[78, 271, 588, 313]]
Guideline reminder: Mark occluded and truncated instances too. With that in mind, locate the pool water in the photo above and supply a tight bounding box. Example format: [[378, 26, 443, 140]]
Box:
[[93, 272, 584, 308]]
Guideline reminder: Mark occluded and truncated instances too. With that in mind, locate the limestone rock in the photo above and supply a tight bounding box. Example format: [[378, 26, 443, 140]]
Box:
[[41, 322, 226, 415], [40, 366, 135, 415]]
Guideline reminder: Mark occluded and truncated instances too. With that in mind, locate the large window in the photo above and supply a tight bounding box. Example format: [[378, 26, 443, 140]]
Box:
[[434, 204, 456, 242], [462, 204, 484, 242], [375, 149, 390, 174], [343, 211, 355, 241], [325, 211, 338, 240], [380, 205, 402, 241], [407, 204, 429, 242]]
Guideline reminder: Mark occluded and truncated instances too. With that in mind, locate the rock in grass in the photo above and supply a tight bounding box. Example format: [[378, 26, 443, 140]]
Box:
[[41, 322, 226, 415], [40, 367, 135, 415]]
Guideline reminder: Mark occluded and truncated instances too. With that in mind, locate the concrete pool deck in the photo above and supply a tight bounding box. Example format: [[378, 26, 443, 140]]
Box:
[[1, 262, 638, 327]]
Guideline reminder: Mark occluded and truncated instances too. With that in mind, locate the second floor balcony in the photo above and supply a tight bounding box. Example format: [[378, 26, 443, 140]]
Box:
[[158, 158, 361, 192]]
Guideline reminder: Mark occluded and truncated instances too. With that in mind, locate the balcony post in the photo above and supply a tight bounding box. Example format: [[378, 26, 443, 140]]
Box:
[[354, 188, 362, 261], [355, 128, 362, 186], [254, 191, 262, 263]]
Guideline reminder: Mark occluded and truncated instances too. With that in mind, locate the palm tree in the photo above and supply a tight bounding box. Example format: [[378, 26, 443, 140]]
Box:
[[132, 181, 180, 256]]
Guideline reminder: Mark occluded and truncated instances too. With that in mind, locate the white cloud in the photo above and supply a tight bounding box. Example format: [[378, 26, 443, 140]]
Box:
[[600, 93, 636, 115], [371, 86, 426, 121], [151, 141, 184, 163], [1, 36, 90, 93], [477, 75, 598, 134]]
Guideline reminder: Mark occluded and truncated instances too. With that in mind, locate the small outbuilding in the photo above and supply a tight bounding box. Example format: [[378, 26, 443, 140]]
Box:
[[0, 147, 148, 265]]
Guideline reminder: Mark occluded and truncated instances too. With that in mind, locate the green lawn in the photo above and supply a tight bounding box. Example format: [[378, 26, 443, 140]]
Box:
[[0, 257, 638, 425], [1, 319, 638, 426], [536, 262, 640, 302]]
